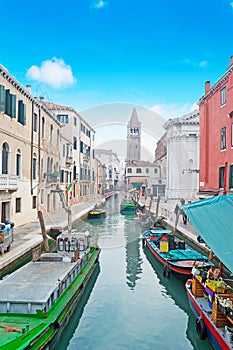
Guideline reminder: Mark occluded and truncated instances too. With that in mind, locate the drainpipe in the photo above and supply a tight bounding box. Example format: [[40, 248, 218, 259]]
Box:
[[37, 105, 41, 210], [30, 101, 34, 195]]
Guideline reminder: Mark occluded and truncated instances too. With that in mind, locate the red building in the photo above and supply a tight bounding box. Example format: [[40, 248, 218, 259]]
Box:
[[199, 56, 233, 195]]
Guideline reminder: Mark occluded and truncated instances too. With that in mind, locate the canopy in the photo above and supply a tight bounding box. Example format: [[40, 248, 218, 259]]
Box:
[[182, 194, 233, 273]]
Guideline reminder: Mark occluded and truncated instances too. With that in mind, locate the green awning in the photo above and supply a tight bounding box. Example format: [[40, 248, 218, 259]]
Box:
[[131, 182, 143, 188], [182, 194, 233, 273]]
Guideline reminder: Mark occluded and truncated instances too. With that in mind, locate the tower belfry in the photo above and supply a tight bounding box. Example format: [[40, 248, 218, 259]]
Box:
[[127, 108, 141, 163]]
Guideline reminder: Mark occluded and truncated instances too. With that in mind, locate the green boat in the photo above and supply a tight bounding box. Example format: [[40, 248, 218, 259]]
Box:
[[0, 229, 100, 349], [120, 200, 135, 214]]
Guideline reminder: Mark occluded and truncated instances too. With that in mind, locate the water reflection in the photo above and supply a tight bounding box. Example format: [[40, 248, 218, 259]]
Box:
[[143, 245, 212, 350], [124, 216, 143, 290]]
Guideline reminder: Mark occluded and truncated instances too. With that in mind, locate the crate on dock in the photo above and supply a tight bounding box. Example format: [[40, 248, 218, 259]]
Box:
[[212, 300, 232, 328], [192, 276, 205, 297]]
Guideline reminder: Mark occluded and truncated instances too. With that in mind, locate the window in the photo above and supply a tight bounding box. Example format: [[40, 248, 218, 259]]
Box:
[[80, 141, 83, 153], [63, 144, 66, 157], [5, 90, 16, 118], [16, 198, 21, 213], [60, 170, 64, 183], [50, 125, 53, 144], [221, 126, 226, 150], [41, 158, 44, 178], [40, 189, 44, 204], [0, 85, 5, 112], [2, 142, 9, 174], [73, 136, 77, 150], [16, 150, 21, 177], [127, 168, 132, 173], [146, 168, 149, 174], [136, 168, 141, 174], [57, 114, 68, 124], [18, 100, 26, 125], [74, 116, 77, 126], [56, 130, 60, 146], [41, 117, 45, 138], [231, 123, 233, 147], [220, 87, 226, 106], [32, 196, 36, 209], [154, 168, 158, 174], [219, 166, 225, 188], [32, 157, 37, 180], [33, 113, 37, 132], [229, 165, 233, 188]]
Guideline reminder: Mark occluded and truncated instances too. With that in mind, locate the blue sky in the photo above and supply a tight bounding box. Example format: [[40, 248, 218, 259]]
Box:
[[1, 0, 233, 154]]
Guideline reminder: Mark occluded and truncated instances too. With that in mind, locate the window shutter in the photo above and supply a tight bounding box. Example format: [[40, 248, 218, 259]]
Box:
[[0, 85, 5, 112], [10, 94, 16, 118], [5, 89, 11, 116]]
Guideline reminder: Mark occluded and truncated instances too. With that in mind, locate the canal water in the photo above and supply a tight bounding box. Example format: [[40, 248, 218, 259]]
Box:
[[58, 195, 212, 350]]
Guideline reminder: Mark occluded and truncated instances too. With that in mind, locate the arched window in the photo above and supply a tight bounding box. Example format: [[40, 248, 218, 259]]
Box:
[[42, 117, 45, 139], [47, 157, 50, 173], [16, 149, 21, 177], [50, 125, 53, 144], [56, 129, 60, 146], [41, 158, 44, 179], [32, 153, 37, 180], [2, 142, 9, 174]]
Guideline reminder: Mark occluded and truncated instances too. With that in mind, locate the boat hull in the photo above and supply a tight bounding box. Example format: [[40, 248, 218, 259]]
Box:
[[185, 280, 231, 350], [142, 230, 212, 279], [88, 210, 106, 219], [0, 248, 100, 350]]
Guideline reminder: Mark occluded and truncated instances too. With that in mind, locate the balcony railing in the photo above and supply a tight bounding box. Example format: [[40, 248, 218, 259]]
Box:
[[0, 175, 18, 191], [66, 156, 73, 166]]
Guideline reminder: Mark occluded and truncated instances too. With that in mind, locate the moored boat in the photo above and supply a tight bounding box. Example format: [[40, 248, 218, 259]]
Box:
[[0, 229, 100, 349], [120, 201, 135, 214], [142, 228, 213, 279], [185, 266, 233, 350], [88, 208, 106, 219]]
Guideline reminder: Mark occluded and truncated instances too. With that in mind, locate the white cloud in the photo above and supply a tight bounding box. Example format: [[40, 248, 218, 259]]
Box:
[[198, 61, 208, 67], [230, 2, 233, 8], [182, 58, 208, 68], [26, 58, 76, 89], [150, 102, 198, 119], [92, 1, 107, 9]]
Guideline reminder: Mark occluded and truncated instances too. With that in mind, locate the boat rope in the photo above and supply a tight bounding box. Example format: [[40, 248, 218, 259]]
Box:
[[0, 325, 23, 333]]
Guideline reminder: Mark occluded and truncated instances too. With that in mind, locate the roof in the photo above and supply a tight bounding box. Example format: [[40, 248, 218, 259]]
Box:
[[182, 194, 233, 273], [129, 108, 140, 126]]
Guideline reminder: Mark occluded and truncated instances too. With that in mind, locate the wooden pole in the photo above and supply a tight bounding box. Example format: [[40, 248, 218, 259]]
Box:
[[38, 211, 49, 253]]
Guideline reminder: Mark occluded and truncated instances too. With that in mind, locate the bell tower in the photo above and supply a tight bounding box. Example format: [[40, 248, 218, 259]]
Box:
[[127, 108, 141, 163]]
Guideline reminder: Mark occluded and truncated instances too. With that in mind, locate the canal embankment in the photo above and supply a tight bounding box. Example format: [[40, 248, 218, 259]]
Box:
[[0, 196, 106, 278]]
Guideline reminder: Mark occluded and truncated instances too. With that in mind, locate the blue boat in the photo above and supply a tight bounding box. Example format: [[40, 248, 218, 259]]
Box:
[[142, 228, 213, 279]]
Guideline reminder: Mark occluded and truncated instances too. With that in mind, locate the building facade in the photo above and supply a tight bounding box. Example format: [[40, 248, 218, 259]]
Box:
[[95, 149, 120, 191], [0, 66, 61, 226], [199, 56, 233, 196], [45, 103, 95, 203], [164, 109, 200, 201]]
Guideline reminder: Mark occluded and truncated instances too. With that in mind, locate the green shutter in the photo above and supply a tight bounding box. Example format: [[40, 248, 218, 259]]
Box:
[[18, 100, 26, 125], [5, 89, 11, 116], [0, 85, 5, 112], [10, 94, 16, 118], [23, 103, 26, 125]]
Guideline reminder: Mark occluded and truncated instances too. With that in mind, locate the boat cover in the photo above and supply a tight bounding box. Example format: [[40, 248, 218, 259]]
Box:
[[182, 194, 233, 273]]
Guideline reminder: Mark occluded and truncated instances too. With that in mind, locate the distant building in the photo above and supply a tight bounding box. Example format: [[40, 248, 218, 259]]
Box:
[[45, 102, 95, 202], [95, 149, 120, 191], [164, 109, 200, 201], [199, 56, 233, 196], [127, 108, 141, 163]]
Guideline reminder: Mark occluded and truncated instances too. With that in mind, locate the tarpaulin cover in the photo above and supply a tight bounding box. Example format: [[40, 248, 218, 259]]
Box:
[[182, 194, 233, 273]]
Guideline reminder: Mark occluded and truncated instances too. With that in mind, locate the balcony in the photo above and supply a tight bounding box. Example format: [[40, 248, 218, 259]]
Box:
[[45, 173, 59, 185], [0, 175, 18, 191]]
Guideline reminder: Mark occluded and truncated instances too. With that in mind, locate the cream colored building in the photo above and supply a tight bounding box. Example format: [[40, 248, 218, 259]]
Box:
[[0, 66, 39, 226], [45, 103, 95, 203], [0, 65, 62, 227]]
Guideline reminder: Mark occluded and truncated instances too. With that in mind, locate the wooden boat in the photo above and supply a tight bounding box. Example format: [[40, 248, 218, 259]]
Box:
[[185, 266, 233, 350], [142, 228, 213, 279], [88, 208, 106, 219], [137, 212, 152, 228], [0, 228, 100, 349], [120, 200, 135, 214]]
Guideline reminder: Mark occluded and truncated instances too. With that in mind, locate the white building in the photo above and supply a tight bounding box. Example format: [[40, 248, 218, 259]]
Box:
[[95, 149, 121, 191], [164, 109, 199, 201]]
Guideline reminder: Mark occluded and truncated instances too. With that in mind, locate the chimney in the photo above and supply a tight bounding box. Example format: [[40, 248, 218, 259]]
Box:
[[205, 81, 210, 94], [39, 96, 44, 101], [230, 56, 233, 66], [26, 84, 31, 94]]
